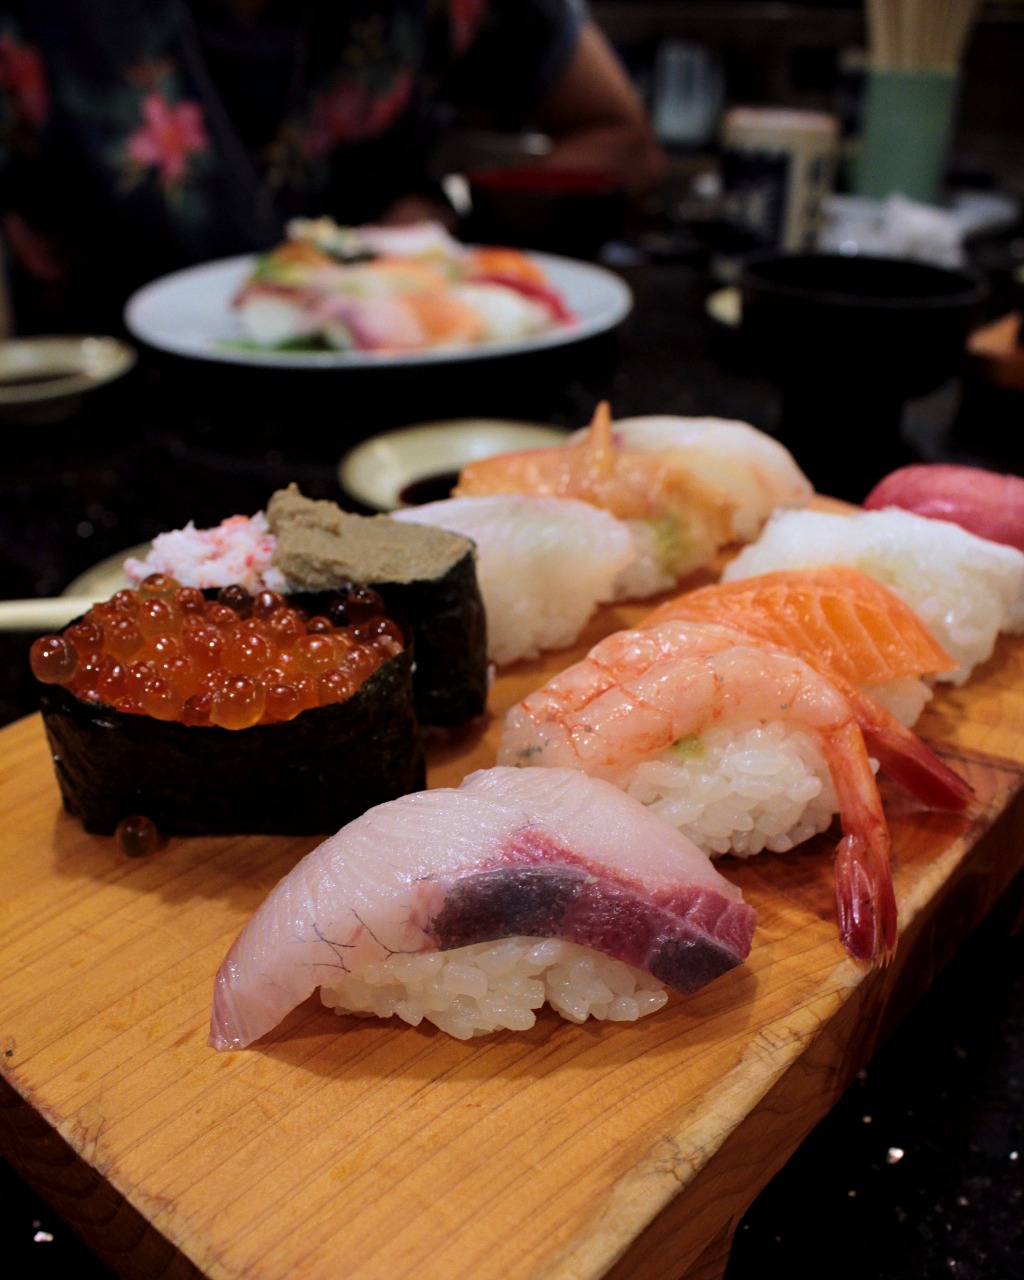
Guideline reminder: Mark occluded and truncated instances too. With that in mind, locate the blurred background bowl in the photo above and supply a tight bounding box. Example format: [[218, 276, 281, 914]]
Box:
[[736, 251, 989, 499], [464, 166, 626, 259], [738, 251, 989, 394]]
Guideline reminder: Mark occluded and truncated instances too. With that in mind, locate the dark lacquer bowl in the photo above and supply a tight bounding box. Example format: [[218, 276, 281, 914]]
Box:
[[737, 251, 989, 399], [735, 252, 990, 500], [465, 166, 625, 259]]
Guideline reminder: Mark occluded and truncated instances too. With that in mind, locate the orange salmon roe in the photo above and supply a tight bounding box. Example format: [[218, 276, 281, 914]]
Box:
[[35, 574, 402, 728]]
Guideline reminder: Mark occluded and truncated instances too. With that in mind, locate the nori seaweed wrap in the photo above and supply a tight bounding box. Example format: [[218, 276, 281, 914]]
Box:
[[266, 486, 488, 727], [36, 613, 425, 837]]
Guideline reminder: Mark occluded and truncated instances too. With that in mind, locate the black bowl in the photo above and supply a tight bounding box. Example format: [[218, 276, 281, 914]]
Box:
[[736, 252, 989, 499], [464, 166, 626, 259]]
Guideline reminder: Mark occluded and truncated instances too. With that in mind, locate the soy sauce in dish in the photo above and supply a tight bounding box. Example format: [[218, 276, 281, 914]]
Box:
[[399, 470, 460, 506]]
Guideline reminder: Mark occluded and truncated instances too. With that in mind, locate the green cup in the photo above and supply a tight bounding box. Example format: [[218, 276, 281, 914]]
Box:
[[853, 65, 961, 204]]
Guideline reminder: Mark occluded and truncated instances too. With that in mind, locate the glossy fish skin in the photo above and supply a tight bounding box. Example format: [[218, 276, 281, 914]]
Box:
[[209, 767, 755, 1050]]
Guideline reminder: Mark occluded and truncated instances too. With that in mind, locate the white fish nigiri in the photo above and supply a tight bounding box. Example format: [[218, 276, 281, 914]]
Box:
[[209, 766, 755, 1048], [392, 495, 640, 664], [723, 506, 1024, 684]]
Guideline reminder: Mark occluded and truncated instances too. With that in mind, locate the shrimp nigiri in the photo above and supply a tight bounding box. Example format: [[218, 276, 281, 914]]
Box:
[[454, 403, 812, 590], [643, 566, 975, 813], [496, 618, 939, 964]]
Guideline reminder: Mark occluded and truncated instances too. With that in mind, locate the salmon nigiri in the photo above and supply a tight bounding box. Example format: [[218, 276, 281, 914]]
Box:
[[645, 565, 956, 699], [722, 506, 1024, 684]]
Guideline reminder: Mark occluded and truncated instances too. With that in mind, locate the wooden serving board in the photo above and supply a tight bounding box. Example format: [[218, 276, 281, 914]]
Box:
[[2, 596, 1024, 1280]]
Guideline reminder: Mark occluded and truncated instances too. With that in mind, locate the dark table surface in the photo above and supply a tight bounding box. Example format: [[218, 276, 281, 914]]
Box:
[[2, 231, 1023, 1278]]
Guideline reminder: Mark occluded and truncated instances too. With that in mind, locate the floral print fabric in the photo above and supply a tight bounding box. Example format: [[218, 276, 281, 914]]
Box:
[[0, 0, 578, 332]]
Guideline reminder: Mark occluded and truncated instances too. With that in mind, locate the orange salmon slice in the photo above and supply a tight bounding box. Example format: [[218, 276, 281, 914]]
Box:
[[401, 290, 487, 345], [465, 247, 550, 284], [644, 565, 957, 686]]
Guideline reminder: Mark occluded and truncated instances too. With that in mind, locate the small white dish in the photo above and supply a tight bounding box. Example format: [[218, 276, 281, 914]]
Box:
[[0, 335, 136, 420], [0, 540, 149, 633], [338, 419, 569, 511]]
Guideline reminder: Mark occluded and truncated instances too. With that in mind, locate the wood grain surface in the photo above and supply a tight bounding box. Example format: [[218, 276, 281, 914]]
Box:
[[2, 593, 1023, 1280]]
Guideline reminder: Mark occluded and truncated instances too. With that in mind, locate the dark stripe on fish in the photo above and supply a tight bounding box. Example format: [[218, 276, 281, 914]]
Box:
[[425, 864, 750, 996]]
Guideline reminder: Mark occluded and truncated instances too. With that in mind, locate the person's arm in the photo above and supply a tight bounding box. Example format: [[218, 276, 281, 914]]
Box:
[[532, 20, 667, 198]]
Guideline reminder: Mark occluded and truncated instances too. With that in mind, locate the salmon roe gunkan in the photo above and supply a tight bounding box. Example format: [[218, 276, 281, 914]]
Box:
[[29, 575, 404, 729]]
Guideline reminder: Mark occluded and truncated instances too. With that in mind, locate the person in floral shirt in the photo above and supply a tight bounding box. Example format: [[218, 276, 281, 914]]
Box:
[[0, 0, 664, 334]]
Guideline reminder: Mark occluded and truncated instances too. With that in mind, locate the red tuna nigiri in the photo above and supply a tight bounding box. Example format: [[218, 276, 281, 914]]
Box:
[[863, 463, 1024, 551]]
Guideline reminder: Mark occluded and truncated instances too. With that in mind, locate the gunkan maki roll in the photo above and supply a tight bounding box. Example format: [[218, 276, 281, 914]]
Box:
[[266, 485, 488, 727], [31, 577, 425, 837]]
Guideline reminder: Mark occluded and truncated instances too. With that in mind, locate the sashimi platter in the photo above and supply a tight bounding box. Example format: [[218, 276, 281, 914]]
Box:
[[124, 218, 632, 368], [4, 408, 1024, 1280]]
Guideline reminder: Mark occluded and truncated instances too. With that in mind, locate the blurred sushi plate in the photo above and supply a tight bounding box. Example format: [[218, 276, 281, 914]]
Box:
[[3, 503, 1024, 1278], [123, 250, 633, 368]]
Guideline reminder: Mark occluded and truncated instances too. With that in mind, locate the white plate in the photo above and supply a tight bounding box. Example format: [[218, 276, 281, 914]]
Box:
[[123, 251, 632, 368], [0, 335, 136, 408], [62, 543, 149, 599], [339, 419, 569, 511]]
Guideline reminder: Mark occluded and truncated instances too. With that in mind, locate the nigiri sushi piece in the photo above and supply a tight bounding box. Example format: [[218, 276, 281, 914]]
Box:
[[576, 414, 814, 543], [314, 289, 486, 351], [393, 495, 651, 665], [454, 403, 811, 591], [863, 463, 1024, 552], [449, 282, 560, 341], [723, 507, 1024, 684], [643, 567, 974, 813], [209, 766, 756, 1048], [496, 617, 956, 963], [645, 565, 957, 724]]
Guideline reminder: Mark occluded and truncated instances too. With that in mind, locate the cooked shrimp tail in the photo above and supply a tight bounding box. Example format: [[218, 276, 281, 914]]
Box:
[[847, 689, 977, 812], [585, 400, 616, 479], [834, 830, 898, 965], [824, 721, 897, 964]]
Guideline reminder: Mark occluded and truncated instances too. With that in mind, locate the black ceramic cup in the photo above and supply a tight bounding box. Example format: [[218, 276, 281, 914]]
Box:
[[737, 251, 990, 501]]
